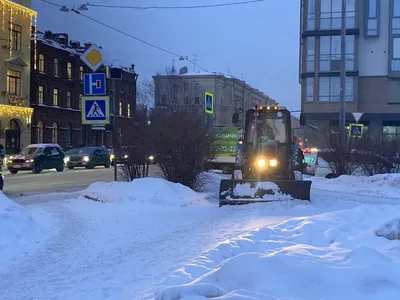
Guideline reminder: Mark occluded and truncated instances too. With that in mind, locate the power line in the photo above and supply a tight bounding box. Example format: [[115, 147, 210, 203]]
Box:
[[38, 0, 209, 72], [87, 0, 265, 10]]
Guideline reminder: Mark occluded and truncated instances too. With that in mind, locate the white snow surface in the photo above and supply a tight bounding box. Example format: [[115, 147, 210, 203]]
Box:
[[2, 173, 400, 300], [309, 173, 400, 199], [156, 204, 400, 300], [0, 192, 45, 267]]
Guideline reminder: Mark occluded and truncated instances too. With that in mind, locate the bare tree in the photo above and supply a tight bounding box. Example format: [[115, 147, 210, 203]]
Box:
[[149, 109, 215, 190], [136, 78, 155, 107]]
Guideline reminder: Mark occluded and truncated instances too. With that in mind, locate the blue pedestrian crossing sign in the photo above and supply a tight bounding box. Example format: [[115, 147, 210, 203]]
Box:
[[349, 123, 364, 138], [84, 73, 106, 96], [81, 96, 110, 124], [205, 91, 214, 115]]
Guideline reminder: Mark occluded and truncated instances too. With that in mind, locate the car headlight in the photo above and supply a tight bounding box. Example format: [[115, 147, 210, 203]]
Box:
[[124, 154, 129, 159], [25, 159, 35, 163], [64, 156, 70, 163], [83, 156, 90, 162], [8, 160, 12, 163], [257, 158, 266, 168], [269, 159, 278, 167], [110, 154, 115, 160], [148, 155, 154, 161]]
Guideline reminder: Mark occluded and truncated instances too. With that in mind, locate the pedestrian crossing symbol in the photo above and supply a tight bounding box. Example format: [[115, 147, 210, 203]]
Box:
[[82, 96, 110, 124], [87, 101, 105, 118]]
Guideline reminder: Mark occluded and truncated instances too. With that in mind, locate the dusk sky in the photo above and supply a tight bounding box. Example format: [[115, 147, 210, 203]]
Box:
[[32, 0, 301, 111]]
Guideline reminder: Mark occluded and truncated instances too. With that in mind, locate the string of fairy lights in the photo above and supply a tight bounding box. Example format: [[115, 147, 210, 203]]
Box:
[[0, 0, 38, 68], [1, 0, 37, 120]]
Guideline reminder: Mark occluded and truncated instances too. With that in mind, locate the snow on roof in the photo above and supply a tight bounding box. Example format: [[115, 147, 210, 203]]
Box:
[[33, 31, 136, 74]]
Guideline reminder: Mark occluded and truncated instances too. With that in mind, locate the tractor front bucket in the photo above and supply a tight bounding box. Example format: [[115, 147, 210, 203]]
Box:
[[219, 179, 312, 207]]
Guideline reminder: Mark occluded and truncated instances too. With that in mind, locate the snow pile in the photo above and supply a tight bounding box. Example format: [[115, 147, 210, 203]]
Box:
[[0, 192, 43, 262], [310, 173, 400, 199], [156, 204, 400, 300], [81, 178, 208, 207], [376, 219, 400, 241]]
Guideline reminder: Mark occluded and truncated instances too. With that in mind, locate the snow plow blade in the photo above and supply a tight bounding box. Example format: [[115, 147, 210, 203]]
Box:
[[219, 179, 311, 207]]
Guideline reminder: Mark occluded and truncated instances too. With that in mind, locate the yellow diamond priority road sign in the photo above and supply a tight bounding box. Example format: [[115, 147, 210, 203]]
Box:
[[80, 44, 104, 72]]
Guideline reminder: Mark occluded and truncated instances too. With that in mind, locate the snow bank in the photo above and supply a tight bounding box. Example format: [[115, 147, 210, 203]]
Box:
[[81, 178, 209, 207], [156, 204, 400, 299], [0, 192, 43, 263], [310, 173, 400, 199]]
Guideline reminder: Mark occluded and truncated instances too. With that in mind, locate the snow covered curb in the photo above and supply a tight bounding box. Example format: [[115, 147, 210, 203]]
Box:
[[81, 178, 211, 207], [309, 173, 400, 200], [155, 204, 400, 299], [0, 192, 45, 267]]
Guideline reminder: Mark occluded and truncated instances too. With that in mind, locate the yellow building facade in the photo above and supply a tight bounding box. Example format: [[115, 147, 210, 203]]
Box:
[[0, 0, 36, 154]]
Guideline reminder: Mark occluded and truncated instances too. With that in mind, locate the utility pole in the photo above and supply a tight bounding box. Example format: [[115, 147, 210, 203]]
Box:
[[338, 0, 347, 175], [112, 79, 117, 181]]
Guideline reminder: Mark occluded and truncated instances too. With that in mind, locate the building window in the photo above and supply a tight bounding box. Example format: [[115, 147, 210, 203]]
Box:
[[161, 96, 166, 105], [119, 102, 122, 115], [8, 22, 22, 51], [38, 86, 44, 104], [320, 35, 355, 71], [52, 122, 58, 143], [67, 62, 72, 79], [320, 0, 355, 30], [305, 78, 314, 102], [319, 76, 355, 102], [54, 58, 59, 76], [6, 70, 21, 96], [184, 83, 188, 91], [195, 96, 200, 104], [383, 126, 400, 140], [67, 91, 71, 108], [184, 96, 189, 104], [79, 94, 83, 109], [38, 54, 45, 73], [53, 88, 58, 106], [307, 0, 315, 30], [66, 123, 72, 146], [127, 103, 131, 117], [37, 121, 44, 143], [172, 97, 177, 103], [306, 37, 315, 72], [195, 83, 200, 90], [365, 0, 380, 36], [79, 66, 84, 81]]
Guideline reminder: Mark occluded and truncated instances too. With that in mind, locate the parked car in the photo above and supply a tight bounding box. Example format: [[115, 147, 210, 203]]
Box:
[[7, 143, 65, 174], [64, 147, 110, 169]]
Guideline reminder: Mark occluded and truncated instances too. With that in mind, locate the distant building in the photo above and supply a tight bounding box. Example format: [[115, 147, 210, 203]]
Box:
[[299, 0, 400, 143], [152, 67, 278, 128], [30, 30, 138, 148], [0, 0, 37, 154]]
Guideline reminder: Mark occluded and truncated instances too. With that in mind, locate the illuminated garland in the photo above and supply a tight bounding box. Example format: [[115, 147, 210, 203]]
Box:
[[0, 104, 33, 118], [33, 15, 37, 69], [0, 0, 38, 59]]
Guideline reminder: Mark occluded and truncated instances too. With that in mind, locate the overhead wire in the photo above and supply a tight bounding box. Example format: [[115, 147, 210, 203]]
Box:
[[86, 0, 265, 10], [38, 0, 210, 72]]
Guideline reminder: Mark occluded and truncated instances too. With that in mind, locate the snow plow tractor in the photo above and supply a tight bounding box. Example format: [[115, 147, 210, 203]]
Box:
[[219, 106, 311, 207]]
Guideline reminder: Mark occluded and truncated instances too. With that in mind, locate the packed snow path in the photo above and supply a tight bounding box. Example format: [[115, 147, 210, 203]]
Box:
[[2, 174, 400, 300]]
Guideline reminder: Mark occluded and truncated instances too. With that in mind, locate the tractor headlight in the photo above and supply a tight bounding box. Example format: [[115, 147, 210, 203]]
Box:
[[269, 159, 278, 167], [257, 158, 266, 168]]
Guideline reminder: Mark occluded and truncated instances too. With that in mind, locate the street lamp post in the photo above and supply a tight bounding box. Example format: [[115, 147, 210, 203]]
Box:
[[338, 0, 347, 175]]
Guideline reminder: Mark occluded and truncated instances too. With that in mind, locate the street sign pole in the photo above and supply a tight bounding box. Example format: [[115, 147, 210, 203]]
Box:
[[112, 79, 117, 181]]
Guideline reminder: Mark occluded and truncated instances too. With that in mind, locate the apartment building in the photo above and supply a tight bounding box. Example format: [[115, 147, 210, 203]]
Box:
[[153, 67, 278, 128], [0, 0, 36, 154], [300, 0, 400, 142], [30, 30, 138, 148]]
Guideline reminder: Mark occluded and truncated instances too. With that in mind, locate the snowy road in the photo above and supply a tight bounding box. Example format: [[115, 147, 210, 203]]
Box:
[[2, 174, 400, 300]]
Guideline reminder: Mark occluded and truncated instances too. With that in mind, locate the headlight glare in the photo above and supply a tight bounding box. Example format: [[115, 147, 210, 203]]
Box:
[[83, 156, 90, 162], [257, 159, 266, 168], [269, 159, 278, 167]]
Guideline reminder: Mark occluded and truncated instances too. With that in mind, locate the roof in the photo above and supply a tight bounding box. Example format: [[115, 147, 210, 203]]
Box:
[[33, 31, 137, 75], [27, 143, 62, 148]]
